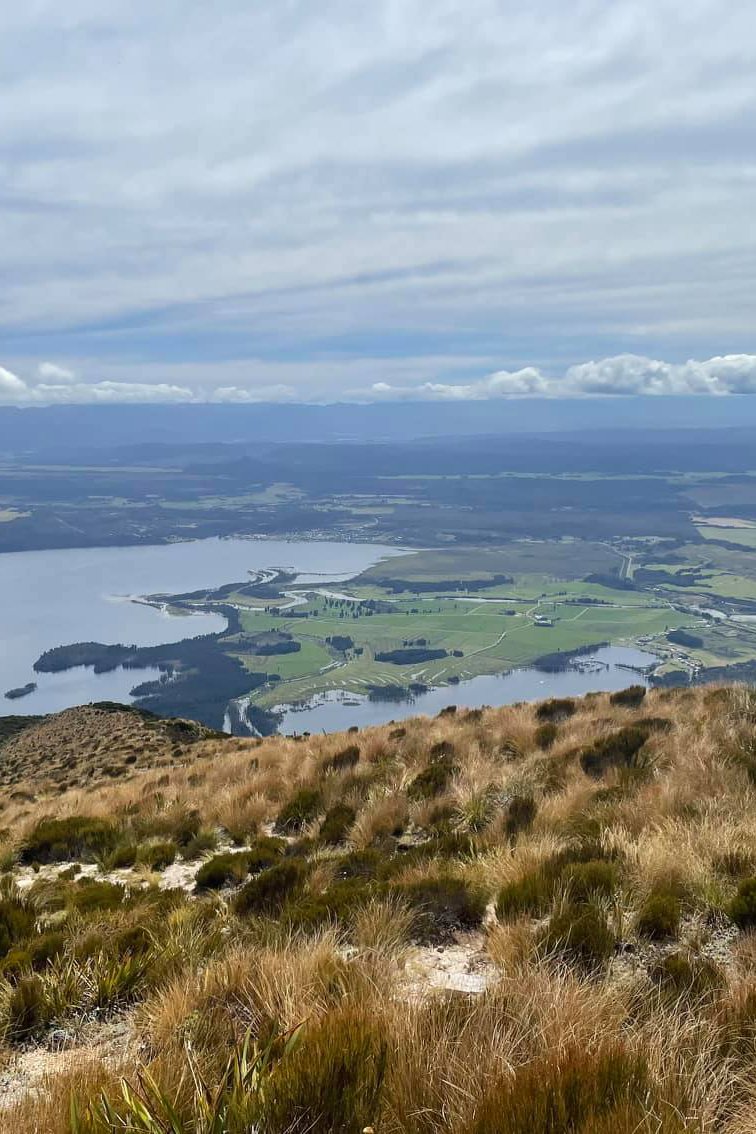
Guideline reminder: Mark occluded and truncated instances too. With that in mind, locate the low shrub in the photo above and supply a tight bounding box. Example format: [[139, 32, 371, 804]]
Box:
[[407, 759, 457, 801], [284, 880, 367, 933], [504, 794, 538, 840], [534, 722, 558, 750], [335, 849, 382, 881], [68, 879, 126, 914], [195, 852, 252, 892], [325, 745, 360, 773], [423, 801, 457, 832], [609, 685, 647, 708], [105, 844, 138, 870], [430, 740, 456, 760], [636, 886, 683, 940], [579, 726, 651, 778], [650, 951, 724, 1000], [0, 894, 35, 958], [181, 829, 218, 860], [274, 789, 323, 834], [535, 698, 576, 723], [0, 948, 32, 980], [135, 841, 177, 871], [496, 868, 555, 921], [390, 876, 486, 942], [540, 901, 616, 968], [0, 974, 52, 1042], [495, 845, 615, 923], [284, 836, 316, 859], [499, 736, 524, 761], [113, 924, 154, 958], [192, 840, 283, 893], [319, 804, 356, 845], [247, 836, 287, 874], [19, 816, 119, 864], [562, 859, 619, 902], [636, 716, 673, 733], [384, 832, 477, 876], [234, 860, 307, 917], [729, 876, 756, 930], [29, 930, 66, 972]]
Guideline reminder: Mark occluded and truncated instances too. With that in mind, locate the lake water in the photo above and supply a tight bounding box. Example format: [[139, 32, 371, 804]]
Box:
[[275, 645, 660, 734], [0, 538, 404, 716]]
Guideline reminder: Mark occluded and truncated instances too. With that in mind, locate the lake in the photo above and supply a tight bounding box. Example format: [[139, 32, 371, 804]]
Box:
[[274, 645, 660, 734], [0, 538, 405, 716]]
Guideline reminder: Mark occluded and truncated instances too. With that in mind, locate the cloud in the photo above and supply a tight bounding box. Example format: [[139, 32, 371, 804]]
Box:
[[37, 362, 76, 383], [3, 353, 756, 404], [210, 384, 296, 403], [0, 368, 194, 404], [369, 353, 756, 400], [0, 367, 28, 398], [0, 2, 754, 399]]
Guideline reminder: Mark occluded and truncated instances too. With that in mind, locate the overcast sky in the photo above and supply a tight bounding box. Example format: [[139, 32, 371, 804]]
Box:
[[2, 0, 756, 404]]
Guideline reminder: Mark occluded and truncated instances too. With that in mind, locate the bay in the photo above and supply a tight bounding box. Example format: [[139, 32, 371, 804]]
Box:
[[274, 645, 660, 734], [0, 538, 404, 716]]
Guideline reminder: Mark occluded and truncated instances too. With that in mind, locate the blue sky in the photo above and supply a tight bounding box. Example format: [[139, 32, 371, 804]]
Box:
[[1, 0, 756, 404]]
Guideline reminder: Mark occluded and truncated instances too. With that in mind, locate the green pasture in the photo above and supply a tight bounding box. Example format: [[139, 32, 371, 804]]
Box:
[[696, 524, 756, 550], [356, 541, 618, 583], [236, 587, 689, 709]]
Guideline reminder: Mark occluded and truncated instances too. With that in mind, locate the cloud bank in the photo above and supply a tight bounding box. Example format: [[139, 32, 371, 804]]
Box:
[[4, 354, 756, 405], [371, 354, 756, 401]]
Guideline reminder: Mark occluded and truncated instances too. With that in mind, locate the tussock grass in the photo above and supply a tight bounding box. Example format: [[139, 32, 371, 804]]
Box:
[[5, 684, 756, 1129]]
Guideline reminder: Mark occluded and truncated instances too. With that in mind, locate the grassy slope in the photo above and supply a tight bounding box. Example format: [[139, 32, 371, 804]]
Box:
[[0, 705, 219, 791], [5, 686, 756, 1129]]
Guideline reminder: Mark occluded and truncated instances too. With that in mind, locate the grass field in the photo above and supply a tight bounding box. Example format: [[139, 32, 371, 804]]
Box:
[[697, 523, 756, 549], [358, 542, 619, 582], [236, 581, 690, 708], [198, 537, 756, 710]]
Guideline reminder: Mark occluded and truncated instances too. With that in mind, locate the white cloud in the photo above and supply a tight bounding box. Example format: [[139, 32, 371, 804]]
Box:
[[0, 369, 194, 404], [3, 353, 756, 404], [210, 384, 296, 403], [36, 362, 76, 383], [0, 367, 28, 398], [369, 354, 756, 400]]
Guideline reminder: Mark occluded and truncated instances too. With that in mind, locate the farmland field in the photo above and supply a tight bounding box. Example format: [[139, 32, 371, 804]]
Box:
[[218, 544, 696, 711]]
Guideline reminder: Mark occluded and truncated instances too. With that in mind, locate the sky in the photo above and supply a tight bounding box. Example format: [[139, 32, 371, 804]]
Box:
[[1, 0, 756, 405]]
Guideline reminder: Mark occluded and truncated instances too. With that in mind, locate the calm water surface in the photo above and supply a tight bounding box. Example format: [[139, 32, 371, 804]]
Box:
[[0, 538, 404, 715], [276, 646, 660, 734]]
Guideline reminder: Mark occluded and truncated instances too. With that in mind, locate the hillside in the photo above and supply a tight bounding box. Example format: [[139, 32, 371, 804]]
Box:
[[2, 686, 756, 1129], [0, 703, 221, 792]]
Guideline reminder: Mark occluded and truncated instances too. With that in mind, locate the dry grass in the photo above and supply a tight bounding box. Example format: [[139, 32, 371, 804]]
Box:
[[4, 685, 756, 1128], [0, 705, 219, 794]]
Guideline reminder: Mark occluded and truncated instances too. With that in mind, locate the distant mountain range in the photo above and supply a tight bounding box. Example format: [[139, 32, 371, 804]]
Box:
[[3, 396, 756, 457]]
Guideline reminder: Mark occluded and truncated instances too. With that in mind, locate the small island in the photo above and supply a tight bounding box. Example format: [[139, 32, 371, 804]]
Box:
[[5, 682, 37, 700]]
